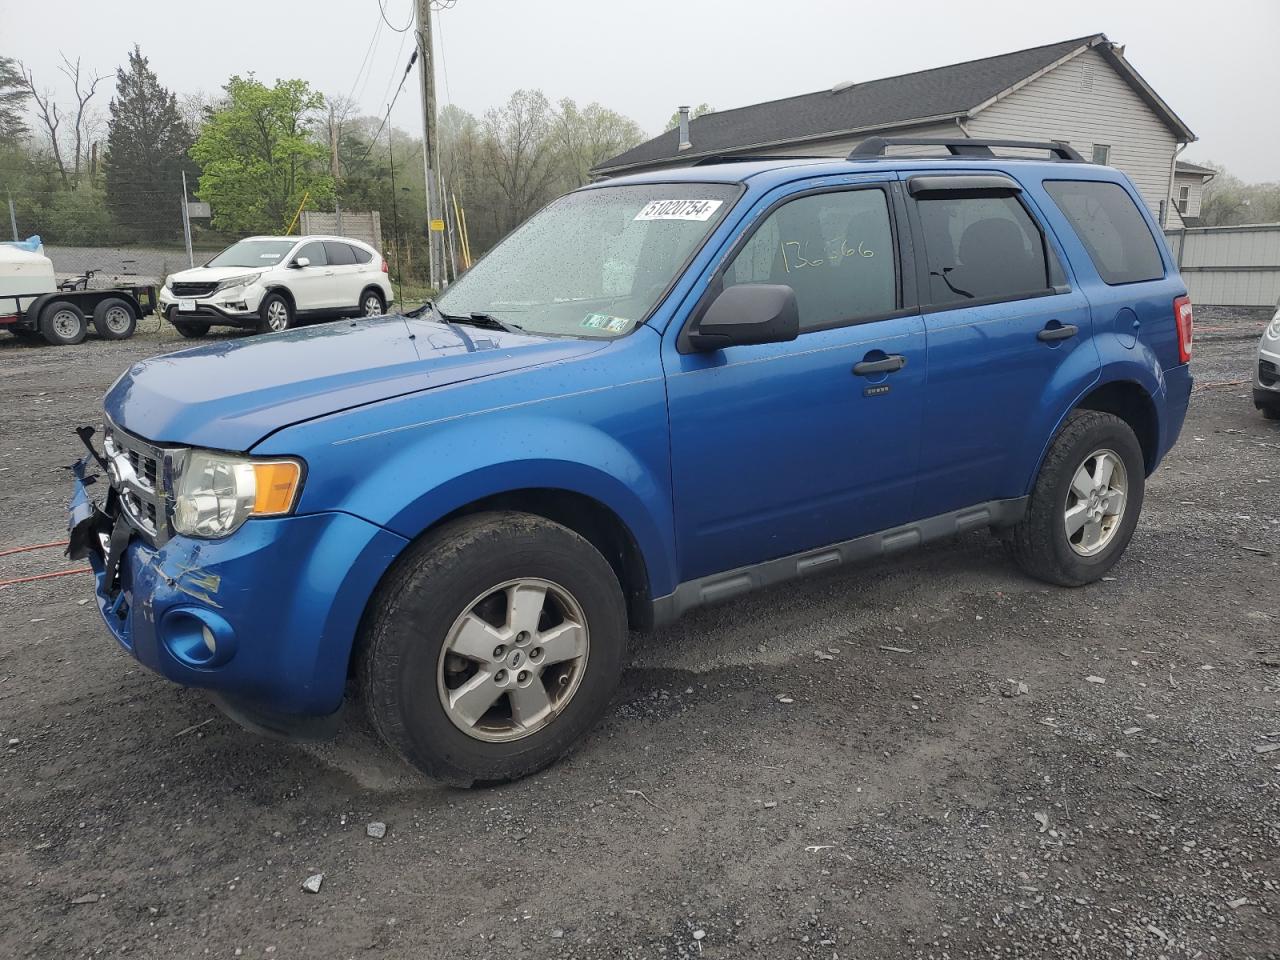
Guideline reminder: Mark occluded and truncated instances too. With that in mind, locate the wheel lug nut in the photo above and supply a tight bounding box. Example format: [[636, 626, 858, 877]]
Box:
[[493, 645, 506, 658], [516, 631, 530, 645], [530, 647, 543, 660], [517, 670, 530, 683], [495, 669, 507, 683]]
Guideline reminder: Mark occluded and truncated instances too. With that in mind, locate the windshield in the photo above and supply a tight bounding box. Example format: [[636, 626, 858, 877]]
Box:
[[436, 182, 739, 338], [205, 239, 297, 268]]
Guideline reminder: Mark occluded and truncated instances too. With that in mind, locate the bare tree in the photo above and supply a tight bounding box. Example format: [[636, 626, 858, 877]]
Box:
[[323, 93, 359, 180], [58, 54, 105, 184], [482, 90, 560, 231], [19, 54, 104, 187]]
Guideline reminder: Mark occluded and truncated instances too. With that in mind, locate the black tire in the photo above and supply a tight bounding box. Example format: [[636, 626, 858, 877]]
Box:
[[1007, 410, 1146, 587], [357, 511, 628, 786], [168, 309, 210, 338], [258, 292, 293, 334], [1261, 405, 1280, 422], [92, 297, 137, 340], [359, 288, 386, 317], [39, 300, 87, 346]]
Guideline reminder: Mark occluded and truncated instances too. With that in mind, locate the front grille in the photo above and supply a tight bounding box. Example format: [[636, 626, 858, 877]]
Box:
[[104, 422, 171, 546], [170, 281, 218, 298], [1260, 359, 1278, 388]]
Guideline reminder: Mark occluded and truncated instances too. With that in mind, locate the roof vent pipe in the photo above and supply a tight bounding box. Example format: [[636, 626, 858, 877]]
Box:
[[677, 106, 691, 151]]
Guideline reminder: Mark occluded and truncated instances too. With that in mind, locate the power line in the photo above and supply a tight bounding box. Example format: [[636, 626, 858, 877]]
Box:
[[351, 49, 419, 171], [377, 0, 414, 32], [342, 13, 385, 109]]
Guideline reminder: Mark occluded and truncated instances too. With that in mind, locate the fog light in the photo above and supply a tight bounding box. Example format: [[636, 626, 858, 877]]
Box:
[[201, 625, 217, 655], [160, 608, 236, 668]]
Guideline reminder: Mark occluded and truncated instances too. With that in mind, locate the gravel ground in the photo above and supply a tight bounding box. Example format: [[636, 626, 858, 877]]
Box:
[[1, 309, 1277, 960]]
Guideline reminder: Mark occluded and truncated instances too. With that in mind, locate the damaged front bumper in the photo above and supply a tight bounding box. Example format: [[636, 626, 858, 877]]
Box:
[[68, 434, 409, 723]]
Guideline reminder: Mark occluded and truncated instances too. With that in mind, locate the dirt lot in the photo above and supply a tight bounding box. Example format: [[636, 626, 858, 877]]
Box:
[[1, 311, 1278, 960]]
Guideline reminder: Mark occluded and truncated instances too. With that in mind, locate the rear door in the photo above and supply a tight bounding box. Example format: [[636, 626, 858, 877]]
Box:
[[905, 172, 1098, 516], [323, 241, 362, 311], [664, 178, 928, 580]]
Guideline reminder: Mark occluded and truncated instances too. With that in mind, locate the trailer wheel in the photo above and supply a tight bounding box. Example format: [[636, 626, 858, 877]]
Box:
[[92, 298, 138, 340], [40, 301, 88, 346]]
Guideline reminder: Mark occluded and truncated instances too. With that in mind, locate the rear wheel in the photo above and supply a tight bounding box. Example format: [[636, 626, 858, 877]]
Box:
[[360, 289, 386, 317], [258, 292, 293, 333], [39, 301, 87, 346], [1260, 404, 1280, 422], [358, 512, 628, 786], [1007, 410, 1145, 586], [92, 297, 137, 340]]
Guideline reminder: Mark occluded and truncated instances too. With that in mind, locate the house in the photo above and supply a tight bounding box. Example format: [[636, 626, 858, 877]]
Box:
[[1169, 159, 1217, 227], [595, 34, 1197, 227]]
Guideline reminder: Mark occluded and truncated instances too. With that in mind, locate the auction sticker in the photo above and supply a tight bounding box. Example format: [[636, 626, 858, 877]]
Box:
[[634, 199, 723, 221], [581, 312, 633, 333]]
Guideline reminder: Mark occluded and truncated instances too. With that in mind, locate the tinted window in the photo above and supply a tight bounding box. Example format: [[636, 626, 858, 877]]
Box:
[[916, 194, 1051, 305], [324, 241, 356, 265], [350, 245, 373, 264], [1044, 180, 1164, 285], [723, 189, 896, 331], [296, 241, 327, 267], [205, 239, 296, 268]]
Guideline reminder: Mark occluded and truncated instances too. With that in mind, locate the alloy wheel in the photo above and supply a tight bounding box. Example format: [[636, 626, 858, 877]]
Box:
[[437, 578, 589, 743], [266, 300, 289, 331], [364, 295, 382, 316], [1064, 448, 1128, 556]]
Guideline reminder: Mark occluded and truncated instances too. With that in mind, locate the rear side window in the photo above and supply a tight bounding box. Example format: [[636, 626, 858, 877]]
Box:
[[350, 245, 373, 265], [324, 241, 356, 265], [723, 188, 896, 331], [1044, 180, 1164, 285], [915, 194, 1052, 306]]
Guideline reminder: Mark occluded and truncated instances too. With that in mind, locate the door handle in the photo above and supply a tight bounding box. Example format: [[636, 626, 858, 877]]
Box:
[[852, 354, 907, 376], [1037, 323, 1079, 342]]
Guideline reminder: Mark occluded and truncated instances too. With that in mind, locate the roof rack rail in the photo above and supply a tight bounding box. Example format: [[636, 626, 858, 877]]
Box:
[[692, 154, 835, 166], [848, 137, 1084, 162]]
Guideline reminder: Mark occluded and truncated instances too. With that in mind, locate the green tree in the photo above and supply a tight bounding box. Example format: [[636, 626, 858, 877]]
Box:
[[666, 102, 714, 130], [554, 99, 644, 188], [1198, 163, 1280, 226], [104, 45, 195, 239], [191, 76, 333, 234], [0, 55, 30, 144]]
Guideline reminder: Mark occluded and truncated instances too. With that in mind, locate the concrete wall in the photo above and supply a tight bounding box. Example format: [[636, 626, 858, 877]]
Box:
[[1166, 223, 1280, 307]]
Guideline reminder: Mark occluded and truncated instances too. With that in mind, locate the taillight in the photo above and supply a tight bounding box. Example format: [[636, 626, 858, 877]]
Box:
[[1173, 295, 1193, 363], [381, 258, 389, 274]]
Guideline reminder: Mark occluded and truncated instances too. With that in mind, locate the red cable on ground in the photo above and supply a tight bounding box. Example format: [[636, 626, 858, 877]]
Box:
[[0, 567, 92, 588], [0, 540, 69, 558]]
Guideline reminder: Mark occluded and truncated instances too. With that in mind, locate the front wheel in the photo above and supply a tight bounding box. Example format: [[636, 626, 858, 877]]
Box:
[[257, 292, 293, 333], [358, 512, 628, 786], [92, 297, 138, 340], [1007, 410, 1146, 586]]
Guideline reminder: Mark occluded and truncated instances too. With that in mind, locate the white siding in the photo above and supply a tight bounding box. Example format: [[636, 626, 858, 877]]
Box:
[[1172, 172, 1208, 219], [966, 48, 1178, 218]]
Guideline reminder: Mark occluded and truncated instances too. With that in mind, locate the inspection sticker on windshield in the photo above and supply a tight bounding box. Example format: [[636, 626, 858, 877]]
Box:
[[581, 313, 633, 333], [634, 199, 723, 221]]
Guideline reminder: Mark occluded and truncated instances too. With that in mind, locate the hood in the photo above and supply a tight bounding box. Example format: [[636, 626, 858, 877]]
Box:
[[168, 265, 273, 283], [105, 315, 606, 451]]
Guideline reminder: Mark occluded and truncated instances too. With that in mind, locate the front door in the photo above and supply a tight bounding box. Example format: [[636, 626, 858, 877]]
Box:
[[664, 181, 926, 581], [905, 175, 1099, 516], [289, 240, 337, 310]]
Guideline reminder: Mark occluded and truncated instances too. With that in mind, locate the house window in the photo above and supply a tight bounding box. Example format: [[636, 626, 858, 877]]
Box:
[[1177, 185, 1190, 215], [1091, 144, 1111, 165]]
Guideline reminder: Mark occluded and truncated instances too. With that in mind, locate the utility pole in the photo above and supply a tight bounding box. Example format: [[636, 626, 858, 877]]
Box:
[[7, 193, 17, 241], [415, 0, 443, 290], [180, 170, 194, 268]]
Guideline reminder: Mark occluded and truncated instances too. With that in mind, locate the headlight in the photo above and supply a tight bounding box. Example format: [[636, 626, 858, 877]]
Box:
[[171, 449, 304, 539], [1266, 311, 1280, 342], [214, 274, 260, 293], [163, 276, 173, 291]]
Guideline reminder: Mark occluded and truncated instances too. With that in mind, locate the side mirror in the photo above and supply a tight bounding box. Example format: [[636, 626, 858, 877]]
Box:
[[687, 283, 800, 351], [291, 256, 310, 269]]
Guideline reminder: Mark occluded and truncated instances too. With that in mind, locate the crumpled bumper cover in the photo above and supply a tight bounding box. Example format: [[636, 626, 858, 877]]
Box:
[[68, 446, 408, 717]]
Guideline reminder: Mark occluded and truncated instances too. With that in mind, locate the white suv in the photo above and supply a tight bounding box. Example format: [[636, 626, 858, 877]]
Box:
[[159, 235, 394, 338]]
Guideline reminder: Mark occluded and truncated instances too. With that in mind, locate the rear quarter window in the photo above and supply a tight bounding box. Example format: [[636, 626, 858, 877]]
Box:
[[1044, 180, 1164, 285]]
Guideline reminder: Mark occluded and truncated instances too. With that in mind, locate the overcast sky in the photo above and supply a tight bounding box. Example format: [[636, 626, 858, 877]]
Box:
[[4, 0, 1277, 182]]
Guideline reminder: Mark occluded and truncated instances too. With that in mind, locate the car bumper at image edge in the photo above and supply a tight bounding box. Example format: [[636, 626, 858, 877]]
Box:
[[68, 469, 408, 719]]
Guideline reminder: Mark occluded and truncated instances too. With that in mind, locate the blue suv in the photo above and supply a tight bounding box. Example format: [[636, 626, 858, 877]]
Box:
[[69, 138, 1194, 785]]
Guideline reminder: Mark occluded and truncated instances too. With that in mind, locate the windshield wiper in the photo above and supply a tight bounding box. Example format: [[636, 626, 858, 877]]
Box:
[[437, 309, 522, 332]]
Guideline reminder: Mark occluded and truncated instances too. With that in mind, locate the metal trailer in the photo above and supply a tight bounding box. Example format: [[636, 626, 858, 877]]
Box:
[[1, 273, 157, 346]]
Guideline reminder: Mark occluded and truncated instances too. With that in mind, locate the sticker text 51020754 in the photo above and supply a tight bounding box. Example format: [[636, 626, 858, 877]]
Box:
[[634, 199, 724, 222]]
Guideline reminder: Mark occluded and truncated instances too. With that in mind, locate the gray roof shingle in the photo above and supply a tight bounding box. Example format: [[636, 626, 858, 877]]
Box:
[[599, 34, 1110, 173]]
